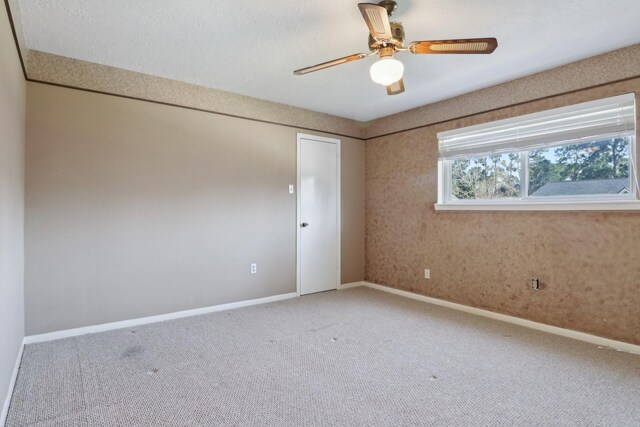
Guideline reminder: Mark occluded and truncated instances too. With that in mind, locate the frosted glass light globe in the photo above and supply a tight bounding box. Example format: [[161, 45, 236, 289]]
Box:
[[369, 57, 404, 86]]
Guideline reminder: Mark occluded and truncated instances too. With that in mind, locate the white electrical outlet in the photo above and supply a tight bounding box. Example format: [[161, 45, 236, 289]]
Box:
[[424, 269, 430, 279], [251, 263, 257, 274], [288, 185, 294, 194]]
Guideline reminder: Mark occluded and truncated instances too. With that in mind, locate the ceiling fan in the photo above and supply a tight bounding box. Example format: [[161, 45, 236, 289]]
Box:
[[293, 1, 498, 95]]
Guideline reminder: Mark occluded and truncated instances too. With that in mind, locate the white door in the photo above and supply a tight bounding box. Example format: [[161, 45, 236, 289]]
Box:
[[297, 134, 340, 295]]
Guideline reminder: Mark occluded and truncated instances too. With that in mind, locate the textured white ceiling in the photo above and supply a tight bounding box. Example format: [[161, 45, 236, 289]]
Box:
[[17, 0, 640, 121]]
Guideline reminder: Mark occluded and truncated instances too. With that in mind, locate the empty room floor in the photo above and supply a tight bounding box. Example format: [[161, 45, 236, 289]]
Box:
[[6, 287, 640, 426]]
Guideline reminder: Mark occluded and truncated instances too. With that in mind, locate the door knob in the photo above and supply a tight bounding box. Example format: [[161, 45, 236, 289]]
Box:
[[301, 222, 309, 228]]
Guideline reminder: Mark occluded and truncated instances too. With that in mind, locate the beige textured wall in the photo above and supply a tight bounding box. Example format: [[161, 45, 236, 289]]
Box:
[[365, 78, 640, 345], [24, 45, 640, 141], [26, 50, 366, 139], [25, 82, 364, 335], [0, 0, 26, 414]]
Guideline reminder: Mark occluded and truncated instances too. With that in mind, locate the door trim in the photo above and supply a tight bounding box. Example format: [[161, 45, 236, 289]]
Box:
[[296, 133, 341, 296]]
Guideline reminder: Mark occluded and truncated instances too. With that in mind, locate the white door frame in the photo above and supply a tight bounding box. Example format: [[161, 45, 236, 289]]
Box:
[[296, 133, 341, 296]]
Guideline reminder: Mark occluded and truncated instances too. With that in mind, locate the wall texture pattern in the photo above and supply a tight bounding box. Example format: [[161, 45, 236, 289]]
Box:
[[25, 50, 366, 139], [365, 78, 640, 345]]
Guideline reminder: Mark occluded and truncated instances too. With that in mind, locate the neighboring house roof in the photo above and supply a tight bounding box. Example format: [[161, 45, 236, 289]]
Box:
[[531, 178, 629, 196]]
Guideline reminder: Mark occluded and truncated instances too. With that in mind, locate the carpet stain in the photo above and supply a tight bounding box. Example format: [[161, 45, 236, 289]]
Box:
[[121, 345, 143, 358]]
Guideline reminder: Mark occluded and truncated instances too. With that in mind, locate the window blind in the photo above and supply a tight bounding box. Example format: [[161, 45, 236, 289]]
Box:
[[438, 93, 636, 159]]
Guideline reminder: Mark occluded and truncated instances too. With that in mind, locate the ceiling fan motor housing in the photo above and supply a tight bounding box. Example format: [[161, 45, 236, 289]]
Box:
[[368, 22, 405, 51]]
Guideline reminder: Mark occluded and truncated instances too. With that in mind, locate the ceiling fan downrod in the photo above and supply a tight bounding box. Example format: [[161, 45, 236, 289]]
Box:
[[378, 0, 397, 17]]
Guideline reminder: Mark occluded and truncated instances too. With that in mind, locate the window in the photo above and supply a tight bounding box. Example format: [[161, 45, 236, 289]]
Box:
[[436, 93, 638, 210]]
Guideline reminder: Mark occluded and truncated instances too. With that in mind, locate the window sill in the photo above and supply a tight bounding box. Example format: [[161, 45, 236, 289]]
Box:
[[434, 200, 640, 211]]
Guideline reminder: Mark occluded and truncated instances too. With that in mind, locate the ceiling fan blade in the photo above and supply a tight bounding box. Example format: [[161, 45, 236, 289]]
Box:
[[358, 3, 392, 41], [409, 38, 498, 54], [386, 78, 405, 95], [293, 53, 371, 75]]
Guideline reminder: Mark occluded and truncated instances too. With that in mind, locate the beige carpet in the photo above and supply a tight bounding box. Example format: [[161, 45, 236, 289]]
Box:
[[6, 287, 640, 426]]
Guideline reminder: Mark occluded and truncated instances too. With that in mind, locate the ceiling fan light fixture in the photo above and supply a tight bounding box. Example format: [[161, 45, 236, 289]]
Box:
[[293, 2, 498, 97], [369, 56, 404, 86]]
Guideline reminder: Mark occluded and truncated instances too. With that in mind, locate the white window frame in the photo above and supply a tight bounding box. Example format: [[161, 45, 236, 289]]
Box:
[[435, 93, 640, 211]]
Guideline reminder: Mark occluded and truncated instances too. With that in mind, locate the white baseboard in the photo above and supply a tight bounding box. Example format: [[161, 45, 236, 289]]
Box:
[[20, 280, 640, 352], [24, 292, 298, 345], [1, 340, 24, 426], [359, 281, 640, 355], [337, 281, 367, 290]]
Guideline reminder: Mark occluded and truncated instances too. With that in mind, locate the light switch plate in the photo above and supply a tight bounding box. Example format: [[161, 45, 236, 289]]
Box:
[[288, 185, 294, 194]]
